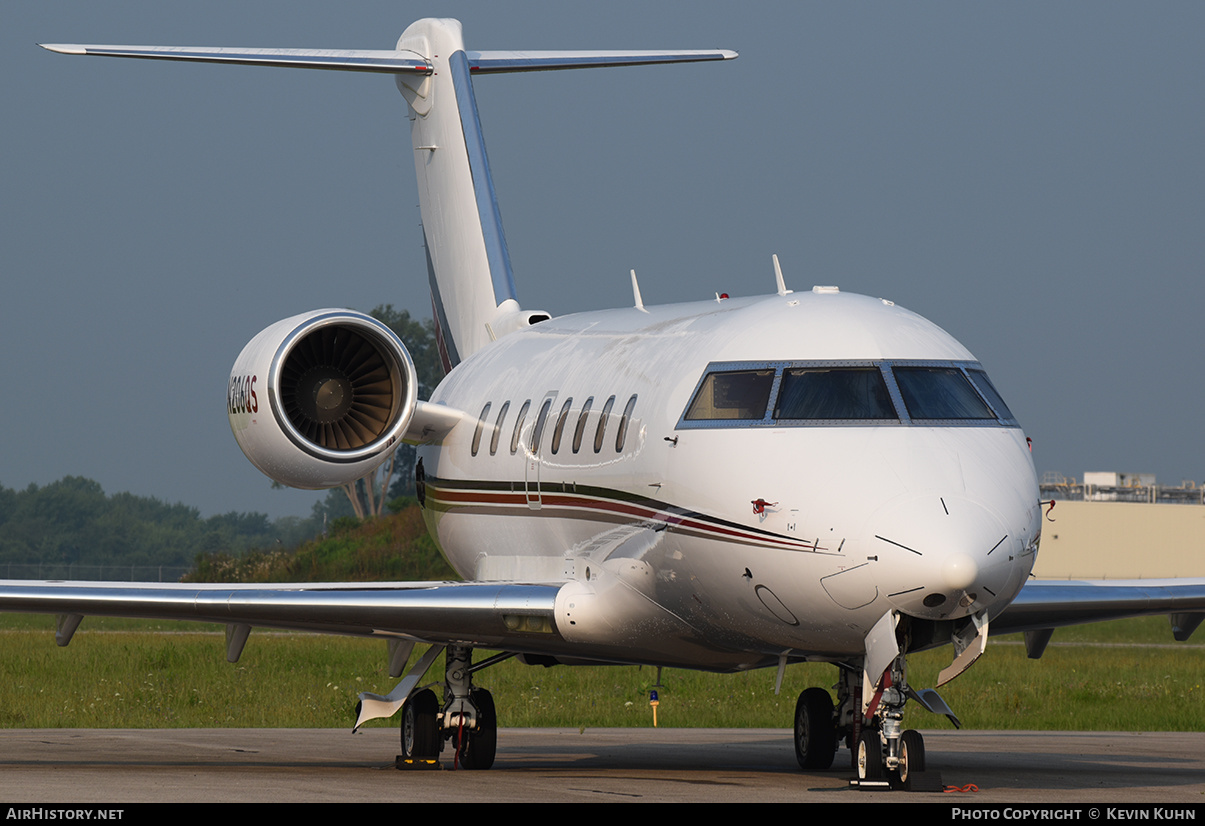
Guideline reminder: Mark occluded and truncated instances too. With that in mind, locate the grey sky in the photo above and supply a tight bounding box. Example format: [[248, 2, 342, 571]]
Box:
[[4, 2, 1203, 519]]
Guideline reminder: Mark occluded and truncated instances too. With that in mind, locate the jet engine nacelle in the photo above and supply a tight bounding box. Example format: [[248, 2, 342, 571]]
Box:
[[228, 309, 418, 490]]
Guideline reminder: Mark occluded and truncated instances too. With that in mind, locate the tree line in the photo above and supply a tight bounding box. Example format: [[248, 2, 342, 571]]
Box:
[[0, 306, 444, 580], [0, 475, 316, 576]]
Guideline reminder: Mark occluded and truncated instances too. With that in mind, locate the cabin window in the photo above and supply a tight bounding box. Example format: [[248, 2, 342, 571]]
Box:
[[684, 370, 774, 420], [490, 401, 509, 455], [966, 369, 1014, 420], [510, 399, 531, 454], [551, 398, 573, 454], [572, 397, 594, 453], [532, 398, 554, 453], [471, 402, 491, 456], [893, 367, 995, 420], [594, 395, 616, 453], [774, 368, 895, 420], [615, 394, 638, 452]]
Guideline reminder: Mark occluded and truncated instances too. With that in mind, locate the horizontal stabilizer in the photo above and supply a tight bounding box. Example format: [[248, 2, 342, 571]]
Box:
[[466, 49, 737, 73], [37, 45, 737, 75], [38, 44, 432, 74]]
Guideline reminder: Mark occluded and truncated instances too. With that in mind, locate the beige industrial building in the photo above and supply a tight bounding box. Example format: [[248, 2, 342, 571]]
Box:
[[1035, 474, 1205, 579]]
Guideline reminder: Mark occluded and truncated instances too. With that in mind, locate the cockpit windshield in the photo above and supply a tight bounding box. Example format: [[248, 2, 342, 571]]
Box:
[[774, 367, 895, 420], [679, 360, 1017, 428], [893, 366, 995, 420]]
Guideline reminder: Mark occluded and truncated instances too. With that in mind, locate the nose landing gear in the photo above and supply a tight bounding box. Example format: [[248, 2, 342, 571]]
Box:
[[850, 655, 937, 791], [794, 648, 946, 791]]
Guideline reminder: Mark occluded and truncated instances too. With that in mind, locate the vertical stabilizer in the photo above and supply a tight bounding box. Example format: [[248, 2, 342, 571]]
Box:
[[392, 20, 736, 371], [395, 19, 522, 371]]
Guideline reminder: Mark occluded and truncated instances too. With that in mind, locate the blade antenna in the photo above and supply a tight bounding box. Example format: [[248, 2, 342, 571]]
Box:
[[630, 269, 647, 313], [773, 254, 792, 297]]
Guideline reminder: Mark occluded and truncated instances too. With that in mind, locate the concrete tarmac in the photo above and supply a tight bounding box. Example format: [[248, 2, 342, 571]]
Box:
[[0, 728, 1202, 804]]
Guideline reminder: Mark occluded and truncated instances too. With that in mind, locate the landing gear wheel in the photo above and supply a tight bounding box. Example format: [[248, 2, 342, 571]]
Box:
[[890, 729, 925, 790], [401, 688, 440, 760], [794, 687, 837, 770], [856, 728, 883, 781], [456, 688, 497, 770]]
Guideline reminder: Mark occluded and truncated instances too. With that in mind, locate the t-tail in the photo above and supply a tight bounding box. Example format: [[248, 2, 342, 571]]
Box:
[[41, 18, 736, 371]]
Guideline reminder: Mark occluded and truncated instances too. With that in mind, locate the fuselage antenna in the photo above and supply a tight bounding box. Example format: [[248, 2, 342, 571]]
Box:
[[773, 254, 793, 297], [631, 269, 647, 313]]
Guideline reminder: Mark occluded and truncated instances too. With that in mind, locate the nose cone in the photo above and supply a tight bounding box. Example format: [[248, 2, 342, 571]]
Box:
[[870, 494, 1015, 620], [942, 552, 979, 592]]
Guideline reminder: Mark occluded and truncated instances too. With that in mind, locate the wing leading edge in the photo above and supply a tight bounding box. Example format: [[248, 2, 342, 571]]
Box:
[[0, 579, 559, 651], [993, 577, 1205, 641]]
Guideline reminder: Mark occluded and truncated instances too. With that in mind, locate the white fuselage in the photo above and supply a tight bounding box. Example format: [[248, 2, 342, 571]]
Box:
[[418, 288, 1042, 670]]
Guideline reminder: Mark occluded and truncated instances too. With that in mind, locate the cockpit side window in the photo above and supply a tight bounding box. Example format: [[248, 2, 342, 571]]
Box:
[[893, 367, 995, 420], [774, 368, 895, 420], [684, 370, 774, 421], [966, 369, 1014, 420]]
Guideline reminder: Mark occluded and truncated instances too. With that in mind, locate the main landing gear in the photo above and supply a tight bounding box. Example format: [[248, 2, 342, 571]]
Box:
[[399, 645, 503, 770], [793, 687, 837, 770]]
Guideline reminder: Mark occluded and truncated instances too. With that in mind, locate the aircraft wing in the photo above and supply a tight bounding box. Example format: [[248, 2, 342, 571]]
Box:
[[0, 579, 560, 652], [992, 577, 1205, 640]]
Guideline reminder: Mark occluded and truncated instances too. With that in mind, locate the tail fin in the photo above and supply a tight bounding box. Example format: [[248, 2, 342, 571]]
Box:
[[43, 20, 736, 369], [394, 19, 735, 369], [395, 19, 523, 371]]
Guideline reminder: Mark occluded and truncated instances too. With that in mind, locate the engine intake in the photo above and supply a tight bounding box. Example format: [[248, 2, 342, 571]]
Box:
[[229, 309, 418, 489]]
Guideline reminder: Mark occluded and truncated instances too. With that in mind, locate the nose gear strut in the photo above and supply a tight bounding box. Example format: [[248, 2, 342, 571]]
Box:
[[847, 610, 956, 790]]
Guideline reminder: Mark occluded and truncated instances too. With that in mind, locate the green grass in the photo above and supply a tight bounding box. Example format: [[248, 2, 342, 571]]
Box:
[[0, 613, 222, 632], [906, 644, 1204, 731], [0, 616, 1200, 730]]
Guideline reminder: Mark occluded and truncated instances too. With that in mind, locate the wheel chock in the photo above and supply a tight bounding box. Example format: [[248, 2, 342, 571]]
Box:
[[395, 755, 442, 770], [848, 770, 944, 792], [849, 778, 892, 790]]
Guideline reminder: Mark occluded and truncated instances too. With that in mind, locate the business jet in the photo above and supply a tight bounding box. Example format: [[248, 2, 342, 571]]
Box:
[[6, 18, 1205, 788]]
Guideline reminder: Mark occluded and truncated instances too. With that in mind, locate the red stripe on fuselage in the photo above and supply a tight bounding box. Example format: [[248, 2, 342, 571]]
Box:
[[425, 482, 829, 553]]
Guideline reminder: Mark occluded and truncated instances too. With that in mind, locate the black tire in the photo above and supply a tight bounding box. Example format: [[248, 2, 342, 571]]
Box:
[[794, 687, 837, 770], [892, 729, 925, 789], [457, 688, 497, 770], [856, 728, 883, 781], [401, 688, 440, 759]]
